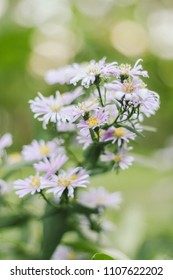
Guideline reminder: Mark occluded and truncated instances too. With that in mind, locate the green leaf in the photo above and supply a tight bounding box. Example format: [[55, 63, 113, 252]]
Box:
[[0, 214, 31, 228], [91, 253, 114, 260], [71, 202, 99, 216], [41, 205, 72, 260], [84, 143, 105, 168]]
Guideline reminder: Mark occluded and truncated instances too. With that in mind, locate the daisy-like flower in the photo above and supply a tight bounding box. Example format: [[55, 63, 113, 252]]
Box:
[[79, 186, 122, 209], [72, 97, 99, 122], [22, 139, 64, 161], [101, 126, 135, 146], [106, 74, 160, 120], [106, 77, 143, 102], [47, 167, 89, 198], [77, 109, 108, 131], [34, 154, 68, 177], [45, 64, 79, 85], [137, 88, 160, 117], [117, 59, 149, 79], [100, 146, 134, 170], [70, 58, 118, 88], [14, 175, 50, 198], [0, 133, 13, 157], [29, 88, 82, 128]]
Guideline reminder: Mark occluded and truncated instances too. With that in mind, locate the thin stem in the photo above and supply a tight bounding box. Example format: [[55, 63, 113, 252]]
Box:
[[96, 86, 104, 107], [40, 191, 55, 207]]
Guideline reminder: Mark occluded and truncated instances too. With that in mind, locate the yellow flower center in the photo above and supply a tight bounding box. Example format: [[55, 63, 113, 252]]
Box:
[[30, 176, 40, 188], [58, 177, 70, 188], [113, 127, 125, 138], [67, 252, 76, 260], [119, 63, 131, 74], [96, 197, 104, 204], [70, 174, 77, 181], [114, 154, 123, 162], [77, 102, 86, 111], [39, 145, 50, 156], [87, 116, 99, 128], [86, 65, 100, 75], [122, 81, 134, 93], [8, 152, 22, 163], [50, 102, 62, 112]]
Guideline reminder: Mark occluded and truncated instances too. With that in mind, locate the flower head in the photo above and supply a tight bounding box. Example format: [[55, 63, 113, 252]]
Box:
[[101, 126, 135, 146], [77, 109, 108, 131], [47, 168, 89, 198], [14, 175, 50, 198], [70, 58, 118, 88], [72, 97, 99, 122], [22, 139, 63, 161], [79, 186, 122, 209], [45, 64, 79, 85], [117, 59, 149, 79], [29, 88, 82, 128], [100, 146, 134, 170], [34, 154, 68, 177]]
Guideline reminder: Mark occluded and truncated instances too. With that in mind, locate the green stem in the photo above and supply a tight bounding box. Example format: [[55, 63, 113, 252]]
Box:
[[40, 191, 56, 207], [96, 86, 104, 107]]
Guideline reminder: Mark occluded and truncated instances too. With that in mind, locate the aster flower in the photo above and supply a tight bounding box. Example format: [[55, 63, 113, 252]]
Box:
[[106, 77, 143, 102], [77, 109, 108, 131], [29, 88, 82, 128], [100, 147, 134, 170], [101, 126, 135, 146], [70, 58, 118, 88], [45, 64, 79, 85], [117, 59, 149, 79], [79, 187, 122, 209], [47, 167, 89, 198], [14, 175, 50, 198], [22, 139, 64, 161], [34, 154, 68, 177], [137, 88, 160, 117], [0, 133, 13, 157], [72, 97, 99, 122]]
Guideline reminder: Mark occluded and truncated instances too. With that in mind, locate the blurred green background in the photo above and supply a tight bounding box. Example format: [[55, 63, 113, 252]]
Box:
[[0, 0, 173, 259]]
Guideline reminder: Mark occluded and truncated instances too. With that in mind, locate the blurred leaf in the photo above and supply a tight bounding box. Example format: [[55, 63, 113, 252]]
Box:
[[91, 253, 114, 260], [41, 205, 72, 259], [0, 214, 31, 228], [71, 202, 99, 216]]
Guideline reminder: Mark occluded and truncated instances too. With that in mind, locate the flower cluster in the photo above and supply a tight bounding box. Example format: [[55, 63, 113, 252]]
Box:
[[29, 58, 159, 173], [0, 57, 160, 260]]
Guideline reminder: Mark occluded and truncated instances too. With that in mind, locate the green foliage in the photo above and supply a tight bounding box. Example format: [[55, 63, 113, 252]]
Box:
[[91, 253, 114, 260], [41, 205, 71, 259], [0, 214, 30, 229]]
